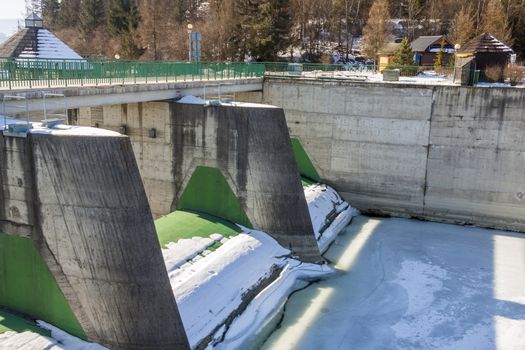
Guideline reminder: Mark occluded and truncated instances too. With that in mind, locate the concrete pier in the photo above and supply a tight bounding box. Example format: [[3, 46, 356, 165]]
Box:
[[0, 131, 190, 349], [79, 102, 322, 262]]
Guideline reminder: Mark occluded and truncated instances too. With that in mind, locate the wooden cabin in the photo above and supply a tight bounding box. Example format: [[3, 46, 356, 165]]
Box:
[[410, 35, 454, 66]]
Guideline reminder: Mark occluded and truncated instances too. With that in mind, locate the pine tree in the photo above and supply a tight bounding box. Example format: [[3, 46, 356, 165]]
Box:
[[362, 0, 391, 61], [480, 0, 513, 44], [248, 0, 292, 60], [79, 0, 105, 40], [449, 5, 476, 46], [42, 0, 60, 30], [507, 0, 525, 58], [58, 0, 81, 29], [392, 37, 414, 65], [108, 0, 144, 59]]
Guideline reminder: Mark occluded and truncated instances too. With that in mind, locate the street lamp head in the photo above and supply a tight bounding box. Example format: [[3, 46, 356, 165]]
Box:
[[114, 54, 121, 60], [187, 23, 193, 30], [454, 44, 461, 50]]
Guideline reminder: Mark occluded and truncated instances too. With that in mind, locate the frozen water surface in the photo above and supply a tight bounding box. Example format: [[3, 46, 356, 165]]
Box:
[[261, 216, 525, 350]]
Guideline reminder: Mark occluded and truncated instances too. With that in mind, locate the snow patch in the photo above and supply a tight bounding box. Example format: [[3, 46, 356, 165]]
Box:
[[37, 321, 107, 349], [215, 259, 333, 349], [304, 183, 358, 252], [30, 124, 121, 137], [177, 95, 207, 104], [169, 229, 331, 349], [0, 116, 121, 137], [393, 260, 448, 316], [163, 234, 223, 273], [0, 323, 107, 349]]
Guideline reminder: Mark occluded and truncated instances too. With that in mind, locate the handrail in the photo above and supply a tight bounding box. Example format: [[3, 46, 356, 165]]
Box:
[[0, 58, 266, 90]]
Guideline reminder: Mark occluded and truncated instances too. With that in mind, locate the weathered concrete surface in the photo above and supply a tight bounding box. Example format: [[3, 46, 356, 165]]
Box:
[[172, 104, 320, 261], [0, 133, 190, 349], [263, 78, 525, 232], [79, 102, 321, 262]]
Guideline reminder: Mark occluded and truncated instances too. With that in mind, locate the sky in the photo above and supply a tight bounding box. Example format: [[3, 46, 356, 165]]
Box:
[[1, 0, 26, 20]]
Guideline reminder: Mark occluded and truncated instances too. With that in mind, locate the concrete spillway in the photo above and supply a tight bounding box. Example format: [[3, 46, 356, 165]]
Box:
[[0, 130, 189, 349]]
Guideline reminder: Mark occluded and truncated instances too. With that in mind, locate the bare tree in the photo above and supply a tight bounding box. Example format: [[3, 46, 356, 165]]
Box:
[[450, 5, 476, 46], [362, 0, 391, 60], [480, 0, 513, 44]]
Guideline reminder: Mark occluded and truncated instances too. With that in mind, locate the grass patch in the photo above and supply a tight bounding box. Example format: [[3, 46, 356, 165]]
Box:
[[156, 210, 242, 247]]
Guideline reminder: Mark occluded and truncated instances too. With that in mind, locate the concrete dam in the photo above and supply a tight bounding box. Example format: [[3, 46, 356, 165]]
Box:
[[1, 101, 355, 349], [0, 78, 524, 349]]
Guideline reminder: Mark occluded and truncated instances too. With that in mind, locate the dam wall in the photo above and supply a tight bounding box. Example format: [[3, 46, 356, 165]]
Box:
[[263, 78, 525, 232], [0, 132, 189, 349], [78, 102, 321, 262]]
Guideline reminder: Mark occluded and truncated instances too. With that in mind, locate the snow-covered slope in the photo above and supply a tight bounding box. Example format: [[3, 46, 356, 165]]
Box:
[[162, 229, 332, 349], [0, 322, 106, 350], [305, 183, 358, 252]]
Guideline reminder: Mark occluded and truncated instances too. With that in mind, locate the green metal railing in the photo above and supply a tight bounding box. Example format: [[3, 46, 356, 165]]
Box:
[[0, 58, 266, 90], [0, 58, 466, 90]]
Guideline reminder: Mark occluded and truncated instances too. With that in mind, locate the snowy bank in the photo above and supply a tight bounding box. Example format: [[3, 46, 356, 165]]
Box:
[[304, 183, 358, 252], [163, 228, 333, 349], [0, 322, 107, 350]]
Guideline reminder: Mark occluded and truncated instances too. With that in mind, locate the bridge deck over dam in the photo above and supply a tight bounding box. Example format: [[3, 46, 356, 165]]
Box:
[[0, 78, 263, 113]]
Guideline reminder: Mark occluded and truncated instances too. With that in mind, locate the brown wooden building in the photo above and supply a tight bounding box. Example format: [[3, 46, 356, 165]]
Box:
[[410, 35, 454, 66], [457, 33, 514, 74]]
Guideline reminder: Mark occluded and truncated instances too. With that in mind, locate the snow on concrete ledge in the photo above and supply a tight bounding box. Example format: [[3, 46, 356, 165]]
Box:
[[176, 95, 278, 108], [0, 116, 122, 137], [30, 124, 121, 137]]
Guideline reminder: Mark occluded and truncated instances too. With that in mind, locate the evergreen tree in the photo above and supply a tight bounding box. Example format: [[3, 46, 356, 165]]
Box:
[[362, 0, 391, 60], [58, 0, 81, 29], [480, 0, 512, 44], [42, 0, 60, 30], [108, 0, 144, 59], [507, 0, 525, 57], [449, 5, 476, 46], [248, 0, 292, 60], [79, 0, 105, 40], [392, 37, 414, 65]]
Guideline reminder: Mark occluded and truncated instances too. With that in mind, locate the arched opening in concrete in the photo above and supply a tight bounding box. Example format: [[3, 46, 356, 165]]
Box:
[[0, 233, 85, 339], [290, 138, 320, 186], [156, 166, 251, 249]]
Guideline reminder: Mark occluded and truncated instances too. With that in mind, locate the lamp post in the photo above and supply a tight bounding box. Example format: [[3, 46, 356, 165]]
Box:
[[187, 23, 193, 62]]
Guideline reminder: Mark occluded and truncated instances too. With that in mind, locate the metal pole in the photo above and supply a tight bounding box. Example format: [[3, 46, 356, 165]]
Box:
[[188, 31, 192, 62], [43, 93, 47, 122]]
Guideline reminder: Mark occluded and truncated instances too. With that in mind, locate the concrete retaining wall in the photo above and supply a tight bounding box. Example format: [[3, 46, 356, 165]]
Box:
[[263, 78, 525, 232], [0, 133, 189, 349]]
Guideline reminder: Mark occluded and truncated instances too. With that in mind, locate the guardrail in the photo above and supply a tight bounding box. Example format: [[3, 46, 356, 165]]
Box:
[[1, 57, 478, 90], [0, 58, 265, 90]]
